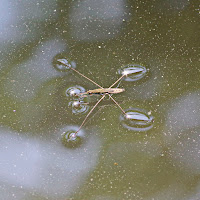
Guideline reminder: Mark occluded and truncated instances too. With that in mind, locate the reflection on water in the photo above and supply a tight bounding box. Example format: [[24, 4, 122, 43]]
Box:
[[53, 58, 76, 72], [0, 127, 101, 199], [118, 64, 147, 82], [164, 92, 200, 174], [65, 85, 86, 97], [3, 39, 66, 102], [68, 99, 90, 115], [65, 85, 90, 114], [68, 0, 129, 41], [120, 108, 154, 131], [0, 0, 57, 44], [61, 126, 85, 148], [0, 0, 199, 199]]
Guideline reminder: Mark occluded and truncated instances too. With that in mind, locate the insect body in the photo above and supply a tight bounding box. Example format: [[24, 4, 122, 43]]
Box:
[[78, 88, 125, 96]]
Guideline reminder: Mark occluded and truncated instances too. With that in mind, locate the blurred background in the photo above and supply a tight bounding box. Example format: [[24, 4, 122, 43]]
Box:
[[0, 0, 199, 199]]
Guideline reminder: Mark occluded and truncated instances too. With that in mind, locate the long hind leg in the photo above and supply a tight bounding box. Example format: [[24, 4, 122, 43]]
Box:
[[108, 94, 127, 116], [73, 94, 106, 136]]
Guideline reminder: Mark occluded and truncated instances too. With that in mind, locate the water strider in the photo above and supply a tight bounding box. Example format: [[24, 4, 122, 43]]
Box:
[[57, 59, 133, 137], [77, 88, 125, 96]]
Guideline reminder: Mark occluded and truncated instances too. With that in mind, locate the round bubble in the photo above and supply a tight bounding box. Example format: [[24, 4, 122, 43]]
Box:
[[118, 64, 147, 82], [120, 108, 154, 131]]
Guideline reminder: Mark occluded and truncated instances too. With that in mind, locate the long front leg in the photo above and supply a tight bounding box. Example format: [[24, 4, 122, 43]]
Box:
[[109, 74, 126, 88], [57, 59, 104, 89]]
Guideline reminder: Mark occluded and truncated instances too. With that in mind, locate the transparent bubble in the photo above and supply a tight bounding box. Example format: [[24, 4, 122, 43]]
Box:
[[61, 129, 84, 148], [120, 108, 154, 131], [65, 85, 85, 97], [118, 64, 147, 81], [53, 57, 76, 72]]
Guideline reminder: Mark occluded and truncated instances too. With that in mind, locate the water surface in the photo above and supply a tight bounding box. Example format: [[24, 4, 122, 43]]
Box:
[[0, 0, 199, 199]]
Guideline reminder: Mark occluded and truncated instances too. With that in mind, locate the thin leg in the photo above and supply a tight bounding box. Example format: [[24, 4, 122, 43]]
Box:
[[108, 94, 127, 116], [109, 74, 125, 88], [58, 60, 103, 89], [74, 94, 106, 135]]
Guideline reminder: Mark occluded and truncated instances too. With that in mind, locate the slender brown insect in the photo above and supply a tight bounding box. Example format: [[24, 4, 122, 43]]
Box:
[[58, 59, 129, 136]]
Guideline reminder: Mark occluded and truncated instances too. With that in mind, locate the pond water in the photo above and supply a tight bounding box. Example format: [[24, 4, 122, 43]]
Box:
[[0, 0, 199, 199]]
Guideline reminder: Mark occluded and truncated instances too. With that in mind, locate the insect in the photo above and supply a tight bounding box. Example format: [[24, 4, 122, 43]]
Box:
[[57, 59, 131, 136]]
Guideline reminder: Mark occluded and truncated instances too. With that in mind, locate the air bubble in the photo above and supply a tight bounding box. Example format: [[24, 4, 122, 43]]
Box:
[[120, 108, 154, 131], [118, 64, 147, 81]]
